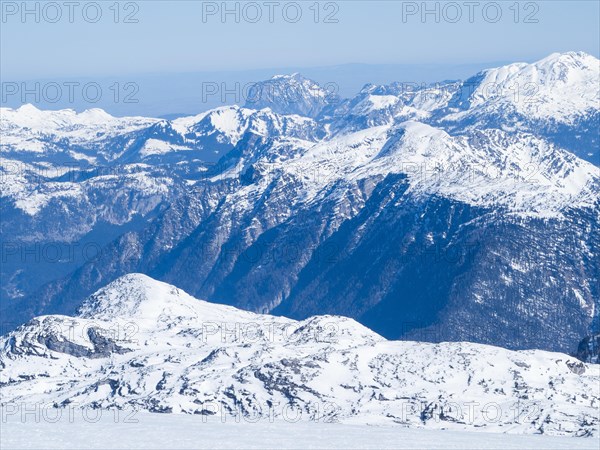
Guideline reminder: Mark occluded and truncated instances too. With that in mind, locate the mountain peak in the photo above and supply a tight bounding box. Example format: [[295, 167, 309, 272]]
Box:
[[530, 50, 599, 77], [540, 50, 598, 64], [271, 72, 304, 80], [77, 273, 189, 321], [444, 50, 599, 128], [77, 107, 115, 121], [75, 273, 274, 326], [15, 103, 41, 114], [244, 73, 337, 118]]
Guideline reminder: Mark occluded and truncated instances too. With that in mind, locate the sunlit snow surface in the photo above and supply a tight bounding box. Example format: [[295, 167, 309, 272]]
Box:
[[1, 412, 598, 450], [2, 275, 599, 438]]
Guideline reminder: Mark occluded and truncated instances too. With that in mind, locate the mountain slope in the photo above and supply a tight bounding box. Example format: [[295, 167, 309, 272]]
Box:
[[244, 73, 339, 118], [8, 118, 598, 353], [1, 274, 598, 436], [1, 51, 599, 356], [434, 51, 600, 164]]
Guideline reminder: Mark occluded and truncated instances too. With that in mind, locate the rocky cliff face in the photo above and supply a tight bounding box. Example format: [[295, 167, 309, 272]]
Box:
[[576, 333, 600, 364]]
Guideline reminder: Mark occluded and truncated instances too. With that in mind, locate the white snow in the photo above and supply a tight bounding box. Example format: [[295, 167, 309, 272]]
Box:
[[0, 105, 158, 150], [139, 139, 191, 157], [1, 274, 598, 437], [229, 120, 600, 218], [1, 411, 598, 449], [2, 52, 598, 220], [353, 95, 399, 114], [446, 51, 600, 124]]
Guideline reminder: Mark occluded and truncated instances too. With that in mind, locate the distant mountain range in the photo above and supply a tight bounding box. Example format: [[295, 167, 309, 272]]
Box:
[[1, 61, 514, 117], [1, 51, 598, 357]]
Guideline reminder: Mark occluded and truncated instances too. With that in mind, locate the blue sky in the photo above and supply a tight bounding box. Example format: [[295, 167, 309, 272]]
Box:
[[1, 1, 598, 116], [2, 1, 599, 79]]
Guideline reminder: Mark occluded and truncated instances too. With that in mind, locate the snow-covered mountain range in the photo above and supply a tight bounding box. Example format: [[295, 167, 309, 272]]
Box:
[[1, 274, 598, 437], [1, 51, 599, 356]]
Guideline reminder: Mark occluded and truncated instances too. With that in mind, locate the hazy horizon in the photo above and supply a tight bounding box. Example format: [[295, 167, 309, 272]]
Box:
[[2, 1, 599, 79], [0, 53, 579, 117]]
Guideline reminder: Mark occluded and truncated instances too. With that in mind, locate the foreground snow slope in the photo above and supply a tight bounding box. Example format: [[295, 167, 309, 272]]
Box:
[[1, 274, 598, 437], [2, 412, 598, 450]]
